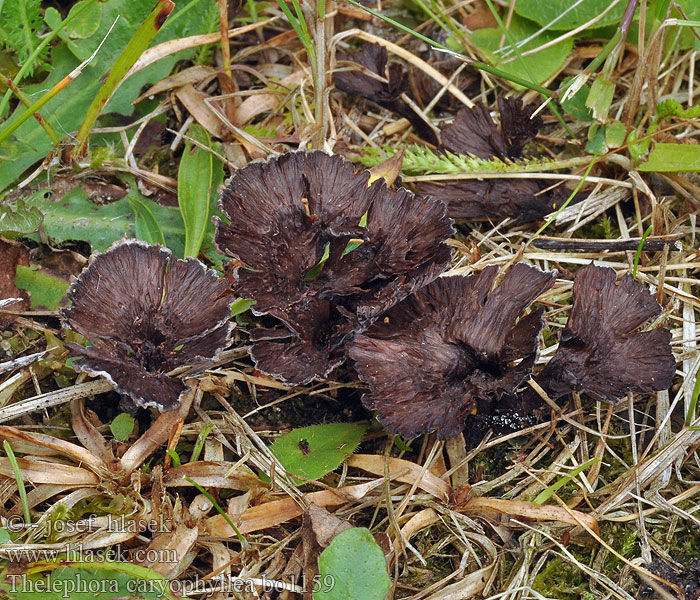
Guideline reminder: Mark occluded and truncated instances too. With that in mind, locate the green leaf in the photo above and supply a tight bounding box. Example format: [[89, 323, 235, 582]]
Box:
[[0, 528, 11, 543], [230, 298, 255, 317], [533, 457, 601, 505], [585, 76, 615, 122], [604, 121, 627, 148], [110, 413, 136, 442], [638, 143, 700, 172], [45, 0, 102, 40], [469, 15, 573, 88], [673, 0, 700, 49], [0, 0, 45, 74], [128, 195, 166, 247], [270, 422, 367, 484], [0, 196, 43, 234], [514, 0, 627, 31], [15, 265, 69, 310], [166, 449, 181, 467], [0, 0, 216, 193], [73, 0, 175, 158], [178, 124, 215, 258], [16, 187, 185, 253], [314, 527, 391, 600]]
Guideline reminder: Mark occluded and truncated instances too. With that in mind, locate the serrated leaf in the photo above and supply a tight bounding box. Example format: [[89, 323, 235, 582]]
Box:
[[469, 15, 573, 88], [638, 143, 700, 172], [14, 265, 70, 310], [314, 527, 391, 600], [17, 187, 185, 253], [179, 124, 214, 259], [270, 422, 367, 484], [514, 0, 627, 31]]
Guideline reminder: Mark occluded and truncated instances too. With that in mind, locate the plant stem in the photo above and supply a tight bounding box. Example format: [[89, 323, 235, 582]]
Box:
[[312, 0, 329, 148]]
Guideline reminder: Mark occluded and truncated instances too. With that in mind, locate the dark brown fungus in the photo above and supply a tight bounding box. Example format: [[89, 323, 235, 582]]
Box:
[[537, 263, 675, 402], [334, 43, 439, 145], [61, 240, 233, 411], [348, 263, 556, 440], [215, 151, 453, 386], [417, 97, 571, 222]]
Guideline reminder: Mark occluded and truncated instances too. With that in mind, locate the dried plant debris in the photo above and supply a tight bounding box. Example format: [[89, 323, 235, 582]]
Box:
[[215, 151, 452, 386], [348, 263, 555, 440], [0, 238, 30, 325], [537, 263, 676, 403], [62, 240, 233, 411], [417, 97, 570, 221], [334, 43, 439, 145]]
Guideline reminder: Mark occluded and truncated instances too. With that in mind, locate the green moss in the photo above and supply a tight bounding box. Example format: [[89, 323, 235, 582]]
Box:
[[532, 557, 590, 599]]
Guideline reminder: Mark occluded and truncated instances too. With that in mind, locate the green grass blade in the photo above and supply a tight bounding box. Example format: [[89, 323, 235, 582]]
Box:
[[633, 224, 653, 279], [684, 363, 700, 429], [3, 440, 31, 525], [534, 457, 602, 505], [178, 124, 214, 259]]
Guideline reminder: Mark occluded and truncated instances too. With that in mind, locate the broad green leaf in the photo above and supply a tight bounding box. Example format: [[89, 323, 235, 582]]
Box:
[[73, 0, 176, 158], [45, 0, 102, 40], [469, 15, 573, 88], [638, 143, 700, 172], [314, 528, 391, 600], [15, 265, 70, 310], [0, 196, 43, 234], [514, 0, 627, 31], [270, 422, 367, 483], [0, 528, 11, 543], [604, 121, 626, 148], [179, 124, 215, 258], [16, 187, 185, 253], [110, 413, 136, 442], [0, 0, 217, 193], [585, 76, 615, 122], [674, 0, 700, 49]]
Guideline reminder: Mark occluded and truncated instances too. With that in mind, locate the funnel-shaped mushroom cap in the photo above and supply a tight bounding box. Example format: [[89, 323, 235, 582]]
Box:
[[349, 263, 556, 439], [62, 240, 233, 410], [538, 263, 675, 402]]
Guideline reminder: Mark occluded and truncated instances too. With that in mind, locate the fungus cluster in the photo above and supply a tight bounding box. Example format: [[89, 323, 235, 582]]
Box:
[[214, 151, 453, 385], [61, 149, 676, 441], [416, 98, 570, 222], [62, 240, 233, 411]]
